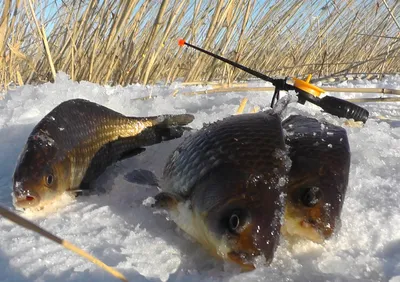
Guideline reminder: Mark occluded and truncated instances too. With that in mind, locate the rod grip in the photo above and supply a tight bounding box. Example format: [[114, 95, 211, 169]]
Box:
[[319, 96, 369, 123]]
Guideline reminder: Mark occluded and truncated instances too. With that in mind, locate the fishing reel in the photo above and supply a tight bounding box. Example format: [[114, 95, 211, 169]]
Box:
[[178, 39, 369, 123]]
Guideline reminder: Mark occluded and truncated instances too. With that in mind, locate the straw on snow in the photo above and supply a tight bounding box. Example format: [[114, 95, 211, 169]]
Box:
[[0, 205, 128, 282]]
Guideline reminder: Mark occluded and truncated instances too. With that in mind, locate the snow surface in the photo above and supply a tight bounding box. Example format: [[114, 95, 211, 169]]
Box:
[[0, 72, 400, 282]]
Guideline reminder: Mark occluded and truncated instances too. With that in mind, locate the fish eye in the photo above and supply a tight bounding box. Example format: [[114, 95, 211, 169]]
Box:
[[301, 186, 322, 207], [46, 174, 54, 186], [229, 213, 240, 232], [221, 209, 248, 234]]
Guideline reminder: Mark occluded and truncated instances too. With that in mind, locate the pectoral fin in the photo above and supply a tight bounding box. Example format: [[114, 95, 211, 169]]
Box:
[[153, 192, 183, 210]]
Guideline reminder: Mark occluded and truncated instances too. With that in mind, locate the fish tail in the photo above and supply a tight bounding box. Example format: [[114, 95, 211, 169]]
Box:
[[150, 114, 194, 141], [154, 125, 192, 142], [123, 113, 194, 148], [145, 114, 195, 127]]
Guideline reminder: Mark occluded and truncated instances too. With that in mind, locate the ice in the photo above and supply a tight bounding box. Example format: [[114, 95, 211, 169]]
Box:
[[0, 72, 400, 281]]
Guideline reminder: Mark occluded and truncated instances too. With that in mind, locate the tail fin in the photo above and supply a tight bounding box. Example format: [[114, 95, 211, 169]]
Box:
[[125, 113, 193, 149], [147, 114, 195, 127], [155, 126, 192, 142], [143, 113, 194, 143]]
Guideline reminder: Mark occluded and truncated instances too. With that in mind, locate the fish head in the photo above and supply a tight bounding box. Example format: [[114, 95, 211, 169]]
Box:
[[282, 155, 350, 243], [160, 111, 289, 269], [190, 164, 286, 270], [12, 134, 70, 209], [281, 115, 351, 243]]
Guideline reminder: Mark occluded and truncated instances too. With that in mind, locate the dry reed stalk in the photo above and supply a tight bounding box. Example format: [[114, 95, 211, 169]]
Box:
[[182, 86, 275, 96], [166, 0, 208, 83], [132, 0, 170, 82], [236, 97, 248, 114], [185, 0, 225, 81], [357, 33, 400, 40], [382, 0, 400, 30], [325, 87, 400, 96], [26, 0, 56, 81], [142, 0, 187, 84], [0, 205, 128, 282], [347, 97, 400, 103], [181, 81, 248, 86], [205, 0, 239, 82], [1, 1, 400, 87], [180, 85, 400, 97], [0, 0, 11, 56], [232, 0, 253, 77], [40, 25, 56, 81], [16, 70, 24, 85], [250, 106, 260, 113], [118, 1, 150, 84], [0, 0, 12, 90]]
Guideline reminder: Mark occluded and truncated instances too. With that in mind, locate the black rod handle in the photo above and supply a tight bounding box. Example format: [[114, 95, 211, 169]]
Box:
[[319, 96, 369, 123]]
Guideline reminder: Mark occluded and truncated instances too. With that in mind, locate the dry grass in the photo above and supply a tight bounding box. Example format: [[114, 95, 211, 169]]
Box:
[[1, 0, 400, 90]]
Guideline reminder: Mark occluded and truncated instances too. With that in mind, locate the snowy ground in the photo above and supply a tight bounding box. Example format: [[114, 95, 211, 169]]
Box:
[[0, 73, 400, 282]]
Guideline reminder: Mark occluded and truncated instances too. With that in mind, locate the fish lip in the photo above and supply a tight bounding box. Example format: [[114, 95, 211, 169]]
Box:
[[227, 251, 257, 271], [297, 218, 333, 242], [13, 190, 41, 208], [282, 212, 332, 243], [284, 205, 334, 242], [303, 219, 334, 239]]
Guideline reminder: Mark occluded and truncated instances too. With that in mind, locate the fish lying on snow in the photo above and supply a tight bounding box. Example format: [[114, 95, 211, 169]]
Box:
[[154, 110, 290, 270], [128, 109, 350, 269], [281, 115, 350, 243], [12, 98, 194, 210]]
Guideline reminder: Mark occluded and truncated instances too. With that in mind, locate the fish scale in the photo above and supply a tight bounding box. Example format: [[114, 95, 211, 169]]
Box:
[[12, 98, 194, 209], [282, 115, 350, 242], [157, 109, 289, 270], [152, 110, 350, 269], [162, 110, 287, 199]]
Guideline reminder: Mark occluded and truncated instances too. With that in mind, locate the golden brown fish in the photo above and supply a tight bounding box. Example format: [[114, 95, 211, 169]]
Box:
[[12, 98, 194, 210], [153, 110, 290, 270], [281, 115, 350, 243]]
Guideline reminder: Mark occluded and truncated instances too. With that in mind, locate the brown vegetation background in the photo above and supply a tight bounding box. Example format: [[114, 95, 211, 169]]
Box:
[[1, 0, 400, 91]]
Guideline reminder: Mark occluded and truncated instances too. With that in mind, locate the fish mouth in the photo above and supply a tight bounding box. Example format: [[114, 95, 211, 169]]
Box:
[[227, 251, 256, 271], [281, 203, 335, 243], [225, 224, 264, 271], [13, 191, 41, 208], [281, 214, 332, 243]]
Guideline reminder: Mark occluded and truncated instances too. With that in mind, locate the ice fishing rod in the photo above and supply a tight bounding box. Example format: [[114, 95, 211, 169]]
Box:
[[178, 39, 369, 123]]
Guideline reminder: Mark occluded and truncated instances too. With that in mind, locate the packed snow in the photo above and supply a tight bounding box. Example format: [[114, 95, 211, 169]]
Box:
[[0, 72, 400, 282]]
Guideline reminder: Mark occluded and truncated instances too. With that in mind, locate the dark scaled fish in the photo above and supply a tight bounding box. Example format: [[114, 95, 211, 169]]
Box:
[[12, 98, 194, 209], [154, 110, 290, 270], [281, 115, 350, 243]]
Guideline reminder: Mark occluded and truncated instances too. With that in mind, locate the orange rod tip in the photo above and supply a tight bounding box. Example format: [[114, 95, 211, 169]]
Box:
[[178, 39, 186, 47]]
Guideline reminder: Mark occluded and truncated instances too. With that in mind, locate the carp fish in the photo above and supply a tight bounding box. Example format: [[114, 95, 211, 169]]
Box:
[[126, 110, 350, 269], [281, 115, 350, 243], [153, 110, 290, 270], [12, 98, 194, 210]]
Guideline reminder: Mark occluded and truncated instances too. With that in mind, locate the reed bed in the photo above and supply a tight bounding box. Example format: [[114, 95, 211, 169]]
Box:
[[1, 0, 400, 91]]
